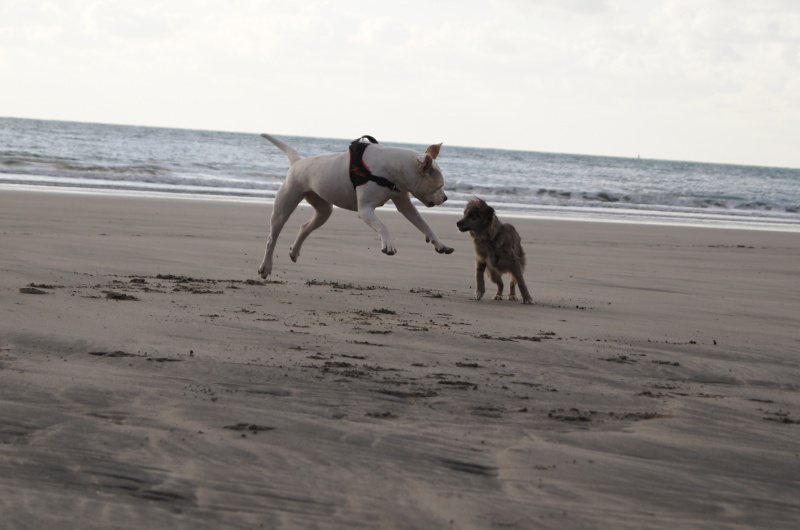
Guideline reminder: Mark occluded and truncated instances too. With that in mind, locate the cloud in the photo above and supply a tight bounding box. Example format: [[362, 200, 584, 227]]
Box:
[[1, 0, 798, 166]]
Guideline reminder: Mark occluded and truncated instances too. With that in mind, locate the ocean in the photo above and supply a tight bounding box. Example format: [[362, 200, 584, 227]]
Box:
[[2, 117, 799, 231]]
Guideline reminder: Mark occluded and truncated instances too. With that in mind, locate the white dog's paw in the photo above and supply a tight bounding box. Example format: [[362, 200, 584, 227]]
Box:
[[428, 237, 454, 254], [289, 246, 299, 263], [508, 294, 517, 301], [258, 261, 271, 279], [475, 291, 484, 301], [381, 239, 397, 255], [493, 294, 504, 301], [435, 244, 454, 254]]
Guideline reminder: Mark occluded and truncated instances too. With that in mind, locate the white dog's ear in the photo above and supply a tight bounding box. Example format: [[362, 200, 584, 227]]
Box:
[[425, 143, 442, 160], [418, 153, 434, 173]]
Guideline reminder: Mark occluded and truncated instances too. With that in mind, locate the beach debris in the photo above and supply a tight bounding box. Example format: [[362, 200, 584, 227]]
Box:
[[87, 350, 181, 362], [512, 381, 558, 392], [324, 361, 355, 369], [651, 383, 679, 390], [21, 282, 58, 294], [548, 409, 666, 423], [763, 411, 799, 425], [306, 279, 381, 291], [475, 334, 516, 341], [455, 361, 482, 368], [549, 408, 595, 422], [439, 458, 498, 477], [134, 489, 193, 503], [172, 285, 224, 294], [19, 287, 48, 294], [88, 350, 138, 358], [602, 355, 636, 364], [652, 360, 681, 366], [156, 274, 195, 282], [223, 423, 275, 433], [438, 380, 477, 390], [375, 388, 438, 399], [637, 391, 671, 398], [248, 278, 284, 285], [366, 411, 396, 419], [608, 411, 666, 421], [103, 290, 139, 301], [410, 287, 444, 298], [472, 405, 504, 418]]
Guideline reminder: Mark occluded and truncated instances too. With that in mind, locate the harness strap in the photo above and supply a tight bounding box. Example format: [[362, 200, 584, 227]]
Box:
[[349, 136, 398, 191]]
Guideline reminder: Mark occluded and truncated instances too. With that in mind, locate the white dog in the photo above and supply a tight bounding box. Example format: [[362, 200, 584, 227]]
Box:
[[258, 134, 454, 278]]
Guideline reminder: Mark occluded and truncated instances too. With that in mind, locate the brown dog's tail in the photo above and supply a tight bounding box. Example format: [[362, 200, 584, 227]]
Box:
[[261, 133, 302, 166]]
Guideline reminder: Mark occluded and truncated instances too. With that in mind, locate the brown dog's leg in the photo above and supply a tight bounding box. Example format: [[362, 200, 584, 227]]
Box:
[[509, 278, 518, 301], [475, 261, 487, 300], [489, 268, 504, 300], [510, 265, 533, 304]]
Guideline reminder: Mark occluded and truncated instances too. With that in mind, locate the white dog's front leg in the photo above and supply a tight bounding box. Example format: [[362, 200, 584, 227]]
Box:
[[358, 205, 396, 255], [393, 195, 454, 254]]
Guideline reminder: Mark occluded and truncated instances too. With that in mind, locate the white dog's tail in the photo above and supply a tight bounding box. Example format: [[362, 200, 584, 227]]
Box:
[[261, 133, 302, 166]]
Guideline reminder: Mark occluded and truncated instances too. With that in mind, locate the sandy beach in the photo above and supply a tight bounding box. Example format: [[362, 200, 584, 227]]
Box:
[[1, 189, 799, 529]]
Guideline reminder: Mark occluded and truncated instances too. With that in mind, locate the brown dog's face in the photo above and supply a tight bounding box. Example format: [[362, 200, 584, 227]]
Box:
[[456, 198, 495, 232]]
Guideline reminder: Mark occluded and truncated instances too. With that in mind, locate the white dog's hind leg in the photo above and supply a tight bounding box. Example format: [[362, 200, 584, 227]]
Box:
[[392, 195, 454, 254], [258, 210, 288, 279], [259, 184, 304, 278], [289, 193, 333, 263]]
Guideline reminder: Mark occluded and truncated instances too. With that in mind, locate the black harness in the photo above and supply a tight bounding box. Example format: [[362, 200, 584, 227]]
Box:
[[349, 135, 398, 191]]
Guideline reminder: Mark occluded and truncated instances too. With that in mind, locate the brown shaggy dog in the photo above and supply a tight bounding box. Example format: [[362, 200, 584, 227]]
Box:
[[456, 198, 532, 304]]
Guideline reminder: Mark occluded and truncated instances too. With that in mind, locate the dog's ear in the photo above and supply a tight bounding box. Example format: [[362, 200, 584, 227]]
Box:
[[425, 143, 442, 160], [478, 199, 495, 220], [418, 153, 434, 173]]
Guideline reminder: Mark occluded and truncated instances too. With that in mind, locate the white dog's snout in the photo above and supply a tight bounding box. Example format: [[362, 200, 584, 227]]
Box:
[[427, 194, 447, 208]]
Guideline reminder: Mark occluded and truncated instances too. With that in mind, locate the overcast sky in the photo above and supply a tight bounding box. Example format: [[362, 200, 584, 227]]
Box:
[[2, 0, 799, 168]]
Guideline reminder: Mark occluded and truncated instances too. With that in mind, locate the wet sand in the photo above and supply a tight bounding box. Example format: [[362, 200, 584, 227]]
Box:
[[1, 190, 799, 528]]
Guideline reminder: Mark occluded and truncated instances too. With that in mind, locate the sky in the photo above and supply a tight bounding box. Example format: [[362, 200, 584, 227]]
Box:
[[2, 0, 799, 168]]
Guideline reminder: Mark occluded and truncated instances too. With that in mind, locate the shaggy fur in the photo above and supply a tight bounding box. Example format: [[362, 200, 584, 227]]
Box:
[[456, 198, 532, 304]]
